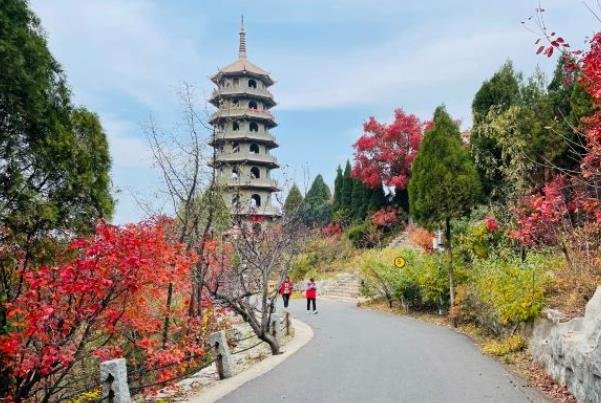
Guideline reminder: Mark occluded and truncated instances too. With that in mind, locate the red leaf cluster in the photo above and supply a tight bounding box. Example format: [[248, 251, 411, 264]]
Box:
[[322, 222, 343, 238], [0, 219, 221, 398], [352, 109, 426, 189], [371, 208, 398, 227], [485, 216, 499, 233]]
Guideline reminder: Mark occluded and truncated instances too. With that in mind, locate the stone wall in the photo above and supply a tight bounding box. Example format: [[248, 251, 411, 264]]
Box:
[[530, 286, 601, 403]]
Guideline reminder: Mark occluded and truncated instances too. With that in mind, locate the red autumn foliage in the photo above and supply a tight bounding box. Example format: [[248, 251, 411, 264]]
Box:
[[485, 216, 499, 233], [511, 176, 572, 247], [0, 219, 223, 401], [371, 208, 398, 227], [352, 109, 426, 189], [322, 222, 343, 238]]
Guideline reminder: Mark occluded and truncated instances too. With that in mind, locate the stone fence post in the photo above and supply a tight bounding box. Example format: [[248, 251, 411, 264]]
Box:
[[209, 330, 234, 379], [100, 358, 131, 403], [271, 312, 283, 346]]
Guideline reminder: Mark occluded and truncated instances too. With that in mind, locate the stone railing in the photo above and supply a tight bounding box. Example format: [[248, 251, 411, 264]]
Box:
[[215, 150, 279, 167], [89, 313, 294, 402], [220, 177, 279, 190]]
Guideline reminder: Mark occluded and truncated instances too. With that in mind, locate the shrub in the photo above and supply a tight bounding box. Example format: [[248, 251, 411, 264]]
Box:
[[467, 254, 552, 329], [407, 225, 434, 252], [482, 335, 526, 357], [345, 223, 371, 248], [358, 247, 462, 310]]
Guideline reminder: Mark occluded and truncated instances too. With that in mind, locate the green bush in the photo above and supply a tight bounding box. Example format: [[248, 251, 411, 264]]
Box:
[[345, 223, 370, 248], [466, 253, 552, 329], [358, 247, 461, 310]]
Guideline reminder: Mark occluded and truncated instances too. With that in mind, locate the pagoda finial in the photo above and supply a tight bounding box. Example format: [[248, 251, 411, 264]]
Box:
[[239, 15, 247, 59]]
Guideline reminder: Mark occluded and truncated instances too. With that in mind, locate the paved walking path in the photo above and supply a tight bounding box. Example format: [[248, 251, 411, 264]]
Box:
[[218, 300, 547, 403]]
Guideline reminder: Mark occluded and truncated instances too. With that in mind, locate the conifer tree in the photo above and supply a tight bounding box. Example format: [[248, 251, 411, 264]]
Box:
[[284, 183, 304, 215], [366, 186, 387, 213], [332, 165, 343, 212], [303, 175, 332, 226], [351, 178, 368, 221], [409, 106, 481, 309], [341, 161, 353, 215]]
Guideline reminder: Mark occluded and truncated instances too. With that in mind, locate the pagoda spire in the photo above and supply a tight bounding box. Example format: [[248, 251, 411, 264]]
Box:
[[239, 15, 247, 59]]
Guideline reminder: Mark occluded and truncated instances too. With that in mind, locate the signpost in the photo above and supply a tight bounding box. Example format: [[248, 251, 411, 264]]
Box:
[[394, 256, 406, 268]]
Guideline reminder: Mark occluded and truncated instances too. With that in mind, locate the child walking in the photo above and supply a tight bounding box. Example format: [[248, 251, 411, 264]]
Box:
[[305, 278, 317, 314]]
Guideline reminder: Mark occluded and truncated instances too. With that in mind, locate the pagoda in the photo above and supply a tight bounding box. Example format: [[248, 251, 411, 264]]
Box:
[[209, 17, 280, 218]]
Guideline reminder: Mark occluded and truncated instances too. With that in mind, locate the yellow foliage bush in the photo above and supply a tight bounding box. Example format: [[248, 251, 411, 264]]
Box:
[[482, 335, 526, 356]]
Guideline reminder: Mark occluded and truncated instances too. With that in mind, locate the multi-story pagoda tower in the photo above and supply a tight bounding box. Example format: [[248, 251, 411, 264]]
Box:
[[209, 17, 280, 218]]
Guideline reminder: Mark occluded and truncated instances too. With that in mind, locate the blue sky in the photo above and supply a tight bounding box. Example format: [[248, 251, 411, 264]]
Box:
[[29, 0, 595, 224]]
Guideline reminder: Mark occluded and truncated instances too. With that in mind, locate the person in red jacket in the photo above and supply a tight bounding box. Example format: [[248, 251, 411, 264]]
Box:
[[278, 276, 294, 309], [305, 278, 317, 314]]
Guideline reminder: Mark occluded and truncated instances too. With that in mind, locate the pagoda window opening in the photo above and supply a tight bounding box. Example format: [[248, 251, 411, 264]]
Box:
[[233, 78, 239, 87], [232, 99, 239, 108], [249, 122, 259, 132], [231, 166, 240, 179], [248, 79, 257, 89], [249, 143, 260, 154], [249, 100, 258, 110], [232, 121, 240, 131], [250, 166, 260, 179], [250, 194, 261, 208], [232, 142, 240, 153]]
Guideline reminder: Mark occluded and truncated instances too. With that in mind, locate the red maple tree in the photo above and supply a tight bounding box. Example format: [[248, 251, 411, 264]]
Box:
[[0, 219, 222, 401], [352, 109, 427, 189]]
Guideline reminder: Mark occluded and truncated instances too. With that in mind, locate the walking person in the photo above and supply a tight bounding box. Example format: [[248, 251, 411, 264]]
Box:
[[306, 278, 317, 314], [278, 276, 294, 309]]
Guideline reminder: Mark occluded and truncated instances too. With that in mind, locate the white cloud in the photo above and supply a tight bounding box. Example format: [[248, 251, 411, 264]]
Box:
[[31, 0, 207, 110], [100, 113, 152, 169]]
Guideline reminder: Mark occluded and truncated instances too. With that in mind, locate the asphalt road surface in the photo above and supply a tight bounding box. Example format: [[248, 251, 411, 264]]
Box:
[[218, 299, 547, 403]]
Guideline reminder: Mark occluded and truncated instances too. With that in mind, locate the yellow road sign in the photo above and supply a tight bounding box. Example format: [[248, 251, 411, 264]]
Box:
[[394, 256, 406, 268]]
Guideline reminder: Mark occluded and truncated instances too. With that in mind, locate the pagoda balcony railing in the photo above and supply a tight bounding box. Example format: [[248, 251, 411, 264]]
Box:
[[210, 107, 275, 123], [212, 130, 277, 144], [214, 151, 279, 166], [211, 87, 274, 100], [228, 204, 281, 217], [218, 176, 279, 189]]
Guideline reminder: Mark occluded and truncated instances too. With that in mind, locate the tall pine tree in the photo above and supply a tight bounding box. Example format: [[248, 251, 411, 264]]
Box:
[[409, 106, 481, 308], [284, 183, 304, 215], [341, 160, 353, 217], [332, 165, 343, 212]]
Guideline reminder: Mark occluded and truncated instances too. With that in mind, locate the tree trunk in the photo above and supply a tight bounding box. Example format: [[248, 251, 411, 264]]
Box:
[[162, 282, 174, 348], [445, 217, 455, 309], [259, 331, 281, 355]]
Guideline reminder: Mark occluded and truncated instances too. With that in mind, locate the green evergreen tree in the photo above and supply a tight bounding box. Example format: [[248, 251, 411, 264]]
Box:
[[284, 183, 304, 215], [0, 0, 114, 386], [409, 106, 481, 308], [471, 61, 521, 124], [341, 160, 353, 216], [366, 186, 387, 213], [303, 175, 332, 226], [470, 61, 521, 199], [351, 178, 368, 221], [332, 165, 343, 212]]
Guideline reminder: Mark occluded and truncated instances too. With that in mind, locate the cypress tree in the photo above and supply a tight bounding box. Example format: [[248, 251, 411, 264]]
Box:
[[366, 186, 387, 213], [409, 106, 481, 309], [284, 183, 304, 215], [304, 175, 332, 226], [332, 165, 343, 212], [351, 178, 368, 221], [341, 160, 353, 216]]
